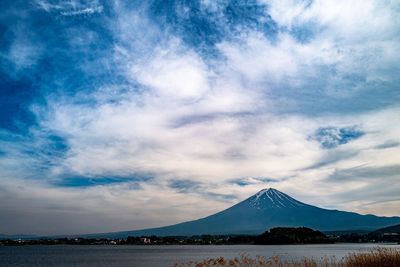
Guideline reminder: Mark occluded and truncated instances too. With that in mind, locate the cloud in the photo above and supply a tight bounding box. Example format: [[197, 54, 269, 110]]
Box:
[[375, 141, 400, 150], [168, 179, 236, 201], [60, 6, 103, 16], [329, 165, 400, 181], [147, 0, 277, 50], [35, 0, 103, 16], [0, 178, 234, 235], [0, 21, 44, 74], [229, 177, 282, 187], [131, 42, 210, 101], [0, 0, 400, 235], [169, 179, 201, 193], [6, 39, 42, 69]]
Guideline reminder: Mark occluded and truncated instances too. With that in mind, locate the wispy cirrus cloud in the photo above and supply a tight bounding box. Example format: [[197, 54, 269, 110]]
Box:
[[35, 0, 103, 16]]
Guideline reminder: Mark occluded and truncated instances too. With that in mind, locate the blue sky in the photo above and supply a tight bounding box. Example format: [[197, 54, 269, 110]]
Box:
[[0, 0, 400, 235]]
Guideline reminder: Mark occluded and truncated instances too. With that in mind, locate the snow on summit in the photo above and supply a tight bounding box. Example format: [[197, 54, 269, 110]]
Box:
[[250, 188, 306, 209]]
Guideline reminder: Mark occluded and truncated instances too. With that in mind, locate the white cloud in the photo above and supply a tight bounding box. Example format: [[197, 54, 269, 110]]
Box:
[[251, 0, 400, 99], [35, 0, 103, 16], [33, 0, 400, 217], [132, 42, 211, 101], [218, 33, 300, 83], [1, 0, 400, 235]]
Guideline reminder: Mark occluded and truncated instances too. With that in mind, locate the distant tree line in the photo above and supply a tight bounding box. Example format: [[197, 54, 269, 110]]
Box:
[[1, 227, 398, 246]]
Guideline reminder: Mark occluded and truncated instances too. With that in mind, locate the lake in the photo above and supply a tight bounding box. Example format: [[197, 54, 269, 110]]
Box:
[[1, 243, 399, 267]]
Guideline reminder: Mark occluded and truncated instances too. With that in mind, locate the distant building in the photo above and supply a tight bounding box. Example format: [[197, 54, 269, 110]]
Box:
[[140, 237, 151, 244], [383, 233, 399, 236]]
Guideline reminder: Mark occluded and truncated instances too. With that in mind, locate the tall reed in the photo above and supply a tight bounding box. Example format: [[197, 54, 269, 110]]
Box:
[[173, 247, 400, 267]]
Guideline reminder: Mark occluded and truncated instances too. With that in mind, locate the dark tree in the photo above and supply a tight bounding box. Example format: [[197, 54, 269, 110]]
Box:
[[254, 227, 331, 245]]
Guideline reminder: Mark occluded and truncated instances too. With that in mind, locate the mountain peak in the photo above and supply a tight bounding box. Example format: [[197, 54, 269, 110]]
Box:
[[250, 188, 306, 209], [109, 187, 400, 237], [256, 187, 280, 195], [254, 188, 285, 200]]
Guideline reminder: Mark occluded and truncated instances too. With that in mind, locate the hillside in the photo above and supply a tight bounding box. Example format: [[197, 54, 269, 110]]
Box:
[[88, 188, 400, 238]]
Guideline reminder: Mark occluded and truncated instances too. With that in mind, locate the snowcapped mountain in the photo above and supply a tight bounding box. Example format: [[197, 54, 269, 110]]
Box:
[[99, 188, 400, 237], [249, 188, 307, 209]]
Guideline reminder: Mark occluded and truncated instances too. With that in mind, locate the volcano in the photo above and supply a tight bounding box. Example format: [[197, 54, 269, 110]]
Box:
[[99, 188, 400, 237]]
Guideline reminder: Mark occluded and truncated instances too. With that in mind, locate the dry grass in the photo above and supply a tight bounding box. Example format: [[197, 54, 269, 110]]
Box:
[[345, 247, 400, 267], [173, 247, 400, 267]]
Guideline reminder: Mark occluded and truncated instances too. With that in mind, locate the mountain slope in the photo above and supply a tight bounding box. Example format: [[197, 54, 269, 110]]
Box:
[[371, 224, 400, 234], [96, 188, 400, 237]]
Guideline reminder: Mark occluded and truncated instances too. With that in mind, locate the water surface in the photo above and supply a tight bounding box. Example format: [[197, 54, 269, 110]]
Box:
[[1, 243, 399, 267]]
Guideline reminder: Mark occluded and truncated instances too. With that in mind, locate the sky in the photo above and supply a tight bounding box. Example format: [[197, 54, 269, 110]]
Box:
[[0, 0, 399, 236]]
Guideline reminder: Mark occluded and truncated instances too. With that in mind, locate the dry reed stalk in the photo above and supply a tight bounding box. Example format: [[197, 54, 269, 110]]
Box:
[[173, 247, 400, 267]]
